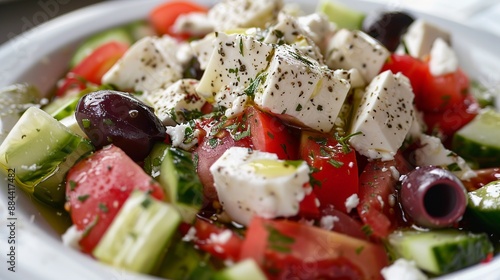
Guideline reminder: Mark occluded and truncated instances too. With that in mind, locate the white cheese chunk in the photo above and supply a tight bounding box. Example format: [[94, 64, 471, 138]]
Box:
[[190, 33, 216, 70], [333, 68, 366, 88], [61, 225, 83, 250], [349, 70, 414, 160], [208, 0, 283, 31], [264, 13, 324, 62], [197, 33, 274, 106], [210, 147, 309, 226], [344, 193, 359, 213], [414, 134, 476, 180], [254, 45, 350, 133], [326, 29, 390, 83], [297, 13, 337, 51], [403, 19, 451, 60], [381, 259, 428, 280], [102, 36, 183, 93], [429, 38, 458, 76], [320, 215, 340, 231], [166, 123, 200, 151], [172, 12, 214, 37], [148, 79, 205, 126]]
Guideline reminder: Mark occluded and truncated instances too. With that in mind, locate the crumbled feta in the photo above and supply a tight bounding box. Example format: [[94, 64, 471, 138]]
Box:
[[182, 226, 198, 242], [297, 13, 337, 51], [166, 123, 200, 150], [381, 259, 428, 280], [172, 12, 214, 37], [414, 134, 476, 180], [209, 230, 232, 244], [61, 225, 83, 250], [320, 215, 340, 231], [345, 193, 359, 213]]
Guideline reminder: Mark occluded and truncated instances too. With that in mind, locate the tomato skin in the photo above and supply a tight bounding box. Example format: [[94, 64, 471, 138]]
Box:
[[298, 186, 320, 219], [188, 217, 243, 261], [423, 95, 479, 140], [247, 106, 299, 160], [66, 145, 164, 254], [356, 152, 412, 238], [71, 41, 128, 85], [149, 0, 208, 38], [320, 206, 368, 241], [240, 217, 388, 280], [299, 131, 358, 213], [419, 67, 470, 112], [381, 54, 426, 94], [461, 168, 500, 192]]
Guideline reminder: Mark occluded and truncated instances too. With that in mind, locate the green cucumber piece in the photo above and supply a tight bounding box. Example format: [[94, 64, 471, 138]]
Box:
[[69, 26, 133, 68], [388, 229, 493, 275], [93, 190, 181, 274], [212, 259, 267, 280], [467, 180, 500, 233], [155, 238, 217, 279], [0, 83, 41, 143], [143, 142, 169, 179], [159, 146, 204, 223], [0, 107, 93, 206], [470, 80, 495, 108], [126, 20, 155, 41], [43, 93, 83, 121], [452, 109, 500, 168], [317, 0, 365, 30]]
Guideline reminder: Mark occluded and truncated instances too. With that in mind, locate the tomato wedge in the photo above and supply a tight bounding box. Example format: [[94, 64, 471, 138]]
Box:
[[66, 145, 164, 254], [240, 217, 388, 279], [299, 131, 358, 213]]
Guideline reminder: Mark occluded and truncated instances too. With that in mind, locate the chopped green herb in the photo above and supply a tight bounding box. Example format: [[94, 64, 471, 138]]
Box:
[[355, 246, 364, 255], [243, 72, 267, 98], [141, 197, 153, 209], [288, 50, 313, 67], [328, 158, 344, 168], [266, 225, 295, 253], [267, 131, 274, 139], [98, 203, 109, 213], [296, 104, 303, 111], [446, 163, 462, 172], [77, 194, 90, 202], [335, 131, 362, 154], [81, 119, 91, 129], [361, 225, 373, 236], [103, 118, 114, 126], [208, 138, 219, 148], [82, 216, 99, 237], [239, 37, 244, 56], [69, 180, 77, 191]]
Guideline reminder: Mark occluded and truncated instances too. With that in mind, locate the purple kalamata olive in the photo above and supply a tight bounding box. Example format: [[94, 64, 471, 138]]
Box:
[[362, 11, 414, 52], [400, 165, 467, 228], [76, 90, 166, 161]]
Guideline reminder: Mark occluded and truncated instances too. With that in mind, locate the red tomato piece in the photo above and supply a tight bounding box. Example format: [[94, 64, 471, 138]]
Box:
[[419, 67, 470, 113], [381, 54, 426, 95], [461, 167, 500, 192], [356, 152, 412, 238], [299, 131, 358, 213], [298, 186, 320, 220], [240, 217, 389, 280], [66, 145, 164, 254], [149, 0, 208, 39], [56, 73, 87, 97], [423, 94, 479, 141], [246, 106, 299, 160], [320, 205, 368, 241], [187, 217, 243, 261], [70, 41, 128, 85]]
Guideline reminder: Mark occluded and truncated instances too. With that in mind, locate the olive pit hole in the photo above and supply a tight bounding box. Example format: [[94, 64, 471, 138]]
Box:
[[423, 184, 458, 218]]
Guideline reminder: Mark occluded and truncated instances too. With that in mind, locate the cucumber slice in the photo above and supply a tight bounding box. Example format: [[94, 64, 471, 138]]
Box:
[[69, 26, 133, 68], [467, 180, 500, 233], [93, 190, 181, 274], [159, 146, 204, 223], [213, 259, 267, 280], [0, 107, 93, 206], [388, 229, 493, 275], [43, 93, 83, 121], [317, 0, 365, 30], [452, 109, 500, 168]]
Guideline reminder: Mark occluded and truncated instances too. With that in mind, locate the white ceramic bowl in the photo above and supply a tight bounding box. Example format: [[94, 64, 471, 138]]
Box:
[[0, 0, 499, 279]]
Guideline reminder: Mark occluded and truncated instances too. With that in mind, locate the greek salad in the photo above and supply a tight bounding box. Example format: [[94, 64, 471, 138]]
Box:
[[1, 0, 500, 279]]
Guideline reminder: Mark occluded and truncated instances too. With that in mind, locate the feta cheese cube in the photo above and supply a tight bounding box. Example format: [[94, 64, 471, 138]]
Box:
[[349, 70, 414, 160], [326, 29, 390, 83], [208, 0, 283, 31], [381, 259, 428, 280], [254, 45, 350, 133], [148, 79, 205, 126], [196, 33, 275, 106], [102, 36, 183, 93], [414, 134, 476, 180], [297, 13, 337, 51], [403, 19, 451, 59], [210, 147, 309, 226], [263, 13, 324, 62], [190, 33, 216, 70], [429, 38, 458, 76]]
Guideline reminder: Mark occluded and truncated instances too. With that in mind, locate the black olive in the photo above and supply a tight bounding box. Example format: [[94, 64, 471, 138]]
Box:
[[362, 11, 415, 52], [76, 90, 166, 161]]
